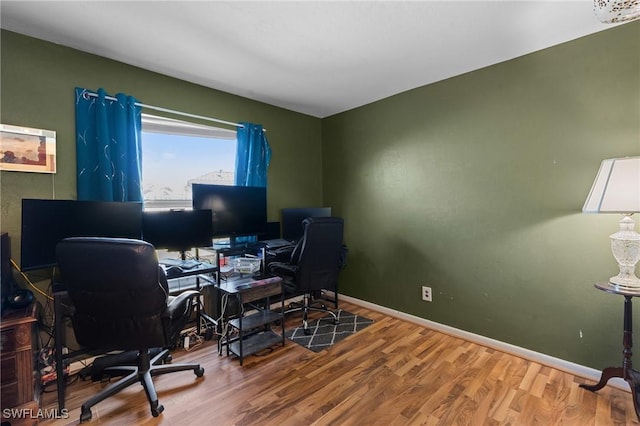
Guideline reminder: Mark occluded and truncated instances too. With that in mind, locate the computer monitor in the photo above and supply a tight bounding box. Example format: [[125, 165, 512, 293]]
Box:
[[191, 184, 267, 240], [20, 199, 143, 271], [259, 222, 281, 241], [142, 209, 213, 253], [281, 207, 332, 242]]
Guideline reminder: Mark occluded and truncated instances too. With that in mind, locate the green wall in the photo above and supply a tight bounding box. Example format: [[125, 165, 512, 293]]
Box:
[[322, 21, 640, 369], [0, 29, 322, 266], [2, 23, 640, 370]]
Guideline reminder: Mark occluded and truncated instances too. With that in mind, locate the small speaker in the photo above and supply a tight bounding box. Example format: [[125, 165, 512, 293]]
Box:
[[6, 288, 34, 309]]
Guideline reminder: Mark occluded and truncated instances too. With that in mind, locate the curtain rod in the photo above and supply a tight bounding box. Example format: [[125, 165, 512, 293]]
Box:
[[83, 91, 244, 129]]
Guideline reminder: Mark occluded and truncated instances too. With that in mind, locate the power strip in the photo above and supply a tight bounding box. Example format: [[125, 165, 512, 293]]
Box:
[[180, 326, 203, 351]]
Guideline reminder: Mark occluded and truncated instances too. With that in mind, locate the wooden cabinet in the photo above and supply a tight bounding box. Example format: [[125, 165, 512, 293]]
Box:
[[1, 303, 38, 425]]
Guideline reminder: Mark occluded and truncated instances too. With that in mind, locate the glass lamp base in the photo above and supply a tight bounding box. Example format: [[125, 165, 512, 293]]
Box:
[[609, 214, 640, 290], [609, 274, 640, 290]]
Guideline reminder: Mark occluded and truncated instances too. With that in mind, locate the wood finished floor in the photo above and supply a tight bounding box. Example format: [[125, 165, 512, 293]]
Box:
[[38, 300, 639, 426]]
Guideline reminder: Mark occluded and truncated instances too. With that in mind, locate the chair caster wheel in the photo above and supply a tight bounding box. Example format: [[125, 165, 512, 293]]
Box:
[[80, 407, 92, 423], [195, 366, 205, 377], [303, 328, 311, 335], [152, 403, 165, 417]]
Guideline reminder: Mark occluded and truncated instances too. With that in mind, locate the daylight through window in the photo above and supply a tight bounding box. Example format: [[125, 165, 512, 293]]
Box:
[[141, 114, 237, 210]]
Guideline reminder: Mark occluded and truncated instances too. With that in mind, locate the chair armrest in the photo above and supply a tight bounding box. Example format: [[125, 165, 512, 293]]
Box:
[[164, 290, 200, 322], [268, 262, 298, 278]]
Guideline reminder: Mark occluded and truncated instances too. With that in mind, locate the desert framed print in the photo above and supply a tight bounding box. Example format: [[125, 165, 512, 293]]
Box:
[[0, 124, 56, 173]]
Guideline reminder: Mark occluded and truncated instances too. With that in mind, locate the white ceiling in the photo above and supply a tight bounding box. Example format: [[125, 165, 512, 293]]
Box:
[[0, 1, 624, 118]]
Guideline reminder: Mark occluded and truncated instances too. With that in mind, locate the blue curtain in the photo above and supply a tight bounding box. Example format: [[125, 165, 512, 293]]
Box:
[[75, 87, 143, 201], [235, 122, 271, 188], [234, 122, 271, 244]]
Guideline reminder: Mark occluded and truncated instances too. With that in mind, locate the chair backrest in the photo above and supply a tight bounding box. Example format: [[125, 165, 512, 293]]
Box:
[[292, 217, 344, 292], [56, 237, 169, 351]]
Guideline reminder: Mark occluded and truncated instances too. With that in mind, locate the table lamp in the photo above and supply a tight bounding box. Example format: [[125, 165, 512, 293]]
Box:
[[583, 156, 640, 289]]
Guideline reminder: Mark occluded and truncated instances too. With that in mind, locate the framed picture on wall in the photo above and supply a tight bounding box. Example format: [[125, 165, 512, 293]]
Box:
[[0, 124, 56, 173]]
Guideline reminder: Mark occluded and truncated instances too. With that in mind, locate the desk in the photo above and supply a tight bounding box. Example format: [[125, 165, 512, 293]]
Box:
[[580, 282, 640, 421], [217, 275, 284, 365], [52, 261, 217, 411]]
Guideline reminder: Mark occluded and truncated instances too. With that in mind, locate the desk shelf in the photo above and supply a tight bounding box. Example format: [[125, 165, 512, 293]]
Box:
[[229, 310, 281, 330], [228, 330, 282, 359]]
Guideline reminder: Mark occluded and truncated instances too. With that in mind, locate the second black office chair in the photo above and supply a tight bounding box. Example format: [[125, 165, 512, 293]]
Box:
[[269, 216, 344, 335], [56, 237, 205, 422]]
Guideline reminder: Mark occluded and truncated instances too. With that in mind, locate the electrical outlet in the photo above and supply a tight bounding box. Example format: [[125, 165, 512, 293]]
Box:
[[422, 286, 432, 302]]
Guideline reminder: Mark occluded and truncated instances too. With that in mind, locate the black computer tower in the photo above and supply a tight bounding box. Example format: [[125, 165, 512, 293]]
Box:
[[1, 232, 13, 309]]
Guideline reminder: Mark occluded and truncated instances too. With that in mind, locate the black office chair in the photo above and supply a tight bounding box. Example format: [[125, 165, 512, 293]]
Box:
[[55, 237, 205, 422], [268, 217, 344, 334]]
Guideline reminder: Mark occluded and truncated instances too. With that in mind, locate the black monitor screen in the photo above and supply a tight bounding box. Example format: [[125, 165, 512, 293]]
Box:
[[142, 209, 213, 252], [20, 199, 143, 271], [192, 184, 267, 238], [281, 207, 332, 242]]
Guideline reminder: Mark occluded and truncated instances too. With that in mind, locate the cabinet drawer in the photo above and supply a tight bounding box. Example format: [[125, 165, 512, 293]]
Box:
[[241, 282, 281, 303], [1, 355, 17, 383], [1, 380, 19, 408], [1, 328, 16, 353]]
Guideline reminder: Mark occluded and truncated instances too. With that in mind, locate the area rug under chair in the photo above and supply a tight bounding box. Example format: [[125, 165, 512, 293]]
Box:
[[285, 310, 374, 352]]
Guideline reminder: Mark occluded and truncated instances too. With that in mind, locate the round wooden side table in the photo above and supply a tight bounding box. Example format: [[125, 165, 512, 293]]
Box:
[[580, 282, 640, 421]]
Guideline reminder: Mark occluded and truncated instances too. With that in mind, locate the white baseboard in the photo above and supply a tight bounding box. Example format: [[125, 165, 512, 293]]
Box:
[[336, 292, 629, 393]]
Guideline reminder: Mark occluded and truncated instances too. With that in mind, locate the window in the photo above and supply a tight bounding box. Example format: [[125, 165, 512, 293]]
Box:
[[141, 114, 237, 210]]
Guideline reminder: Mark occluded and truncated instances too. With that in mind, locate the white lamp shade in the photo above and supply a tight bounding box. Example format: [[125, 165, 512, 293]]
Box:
[[583, 157, 640, 214]]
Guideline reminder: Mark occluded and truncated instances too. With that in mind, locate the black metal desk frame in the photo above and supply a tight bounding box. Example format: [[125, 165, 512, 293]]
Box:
[[216, 275, 284, 365]]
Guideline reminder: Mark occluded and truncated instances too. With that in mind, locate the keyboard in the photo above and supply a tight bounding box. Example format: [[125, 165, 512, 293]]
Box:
[[160, 258, 201, 270], [262, 238, 294, 249]]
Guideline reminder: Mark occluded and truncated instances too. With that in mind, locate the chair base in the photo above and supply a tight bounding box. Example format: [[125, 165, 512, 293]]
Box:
[[285, 292, 340, 335], [79, 348, 204, 423], [87, 347, 164, 382]]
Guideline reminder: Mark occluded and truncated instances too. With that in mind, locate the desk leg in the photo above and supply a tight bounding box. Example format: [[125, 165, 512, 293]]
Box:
[[196, 276, 202, 335], [580, 295, 640, 420], [54, 294, 66, 411]]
